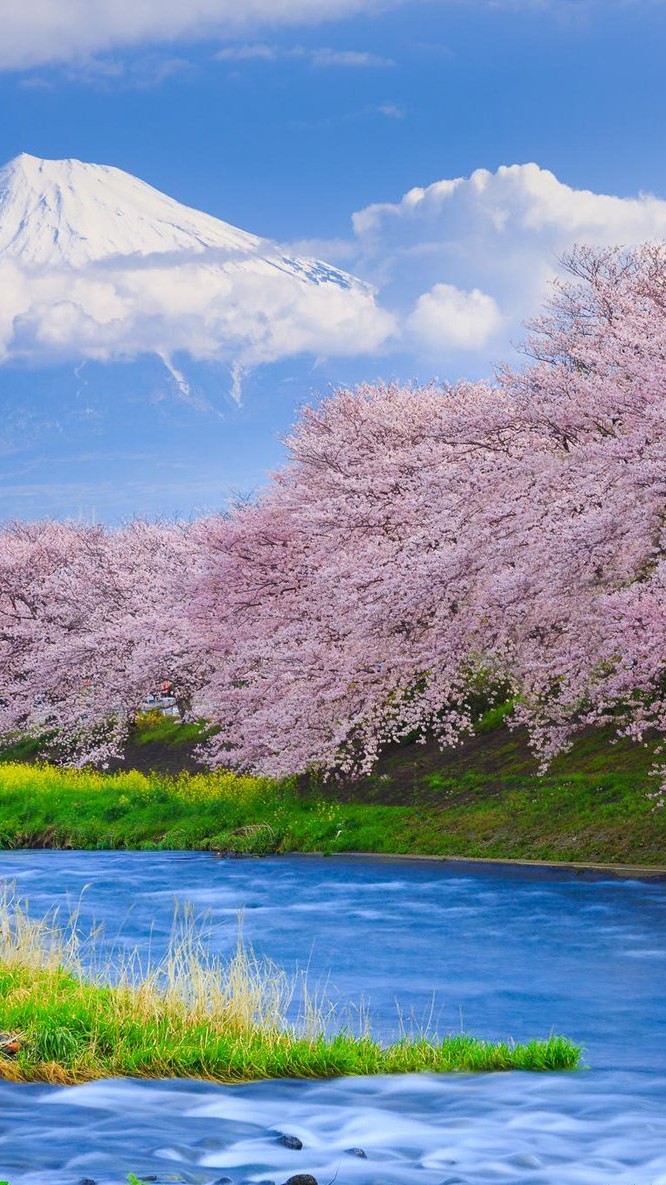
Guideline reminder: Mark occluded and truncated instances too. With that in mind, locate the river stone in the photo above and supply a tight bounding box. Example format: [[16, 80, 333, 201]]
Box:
[[510, 1153, 542, 1168], [277, 1134, 303, 1150], [78, 1179, 97, 1185], [345, 1147, 368, 1158], [284, 1177, 318, 1185]]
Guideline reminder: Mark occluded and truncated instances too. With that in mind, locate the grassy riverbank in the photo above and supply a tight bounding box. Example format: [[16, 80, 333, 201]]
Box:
[[0, 897, 580, 1084], [0, 709, 665, 865]]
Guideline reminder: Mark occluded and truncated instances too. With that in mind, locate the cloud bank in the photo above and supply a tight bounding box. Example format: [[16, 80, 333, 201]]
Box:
[[0, 0, 644, 73], [345, 162, 666, 364], [0, 255, 395, 384], [0, 0, 403, 71]]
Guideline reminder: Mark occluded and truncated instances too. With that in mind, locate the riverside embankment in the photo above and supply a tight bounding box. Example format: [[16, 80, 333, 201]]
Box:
[[1, 708, 665, 865]]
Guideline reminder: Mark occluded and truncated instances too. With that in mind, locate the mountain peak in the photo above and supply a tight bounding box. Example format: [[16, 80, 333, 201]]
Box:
[[0, 153, 263, 266]]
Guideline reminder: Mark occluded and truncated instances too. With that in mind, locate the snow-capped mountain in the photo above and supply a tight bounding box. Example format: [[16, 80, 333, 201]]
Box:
[[0, 153, 395, 522], [0, 153, 261, 264], [0, 152, 355, 288], [0, 153, 392, 380]]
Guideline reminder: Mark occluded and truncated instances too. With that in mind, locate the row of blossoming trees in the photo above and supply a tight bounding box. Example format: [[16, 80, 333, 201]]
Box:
[[2, 244, 666, 783]]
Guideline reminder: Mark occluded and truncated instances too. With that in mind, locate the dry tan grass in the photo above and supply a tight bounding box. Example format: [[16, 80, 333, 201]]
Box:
[[0, 889, 299, 1037]]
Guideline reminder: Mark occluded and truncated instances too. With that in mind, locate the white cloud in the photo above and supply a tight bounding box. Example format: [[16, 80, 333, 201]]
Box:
[[310, 48, 394, 67], [353, 163, 666, 258], [407, 283, 503, 353], [64, 54, 195, 88], [0, 0, 403, 71], [375, 101, 404, 118], [0, 254, 395, 377], [346, 163, 666, 368], [216, 43, 280, 61], [0, 0, 648, 72], [216, 44, 394, 67]]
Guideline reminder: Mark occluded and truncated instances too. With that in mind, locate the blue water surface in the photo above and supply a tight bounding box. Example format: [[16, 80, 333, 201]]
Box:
[[0, 851, 664, 1185]]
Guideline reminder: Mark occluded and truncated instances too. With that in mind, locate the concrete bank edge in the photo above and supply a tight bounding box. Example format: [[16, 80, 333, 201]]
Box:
[[286, 850, 666, 878]]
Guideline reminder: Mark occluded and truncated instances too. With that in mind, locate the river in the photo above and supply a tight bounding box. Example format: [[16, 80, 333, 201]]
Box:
[[0, 851, 664, 1185]]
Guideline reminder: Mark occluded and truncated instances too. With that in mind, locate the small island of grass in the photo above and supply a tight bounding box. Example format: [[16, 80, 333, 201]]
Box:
[[0, 894, 580, 1085]]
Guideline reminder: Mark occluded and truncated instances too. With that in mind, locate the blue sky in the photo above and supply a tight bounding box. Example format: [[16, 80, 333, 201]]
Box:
[[4, 2, 666, 234], [2, 0, 666, 521]]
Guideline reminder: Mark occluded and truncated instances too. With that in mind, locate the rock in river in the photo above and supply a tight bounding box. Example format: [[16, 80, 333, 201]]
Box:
[[277, 1134, 304, 1150]]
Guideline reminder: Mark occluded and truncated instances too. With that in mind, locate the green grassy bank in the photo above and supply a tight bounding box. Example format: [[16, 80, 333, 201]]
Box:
[[0, 896, 579, 1084], [0, 711, 665, 864]]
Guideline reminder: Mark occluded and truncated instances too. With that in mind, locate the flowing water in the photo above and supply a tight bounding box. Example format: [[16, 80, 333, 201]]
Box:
[[0, 851, 664, 1185]]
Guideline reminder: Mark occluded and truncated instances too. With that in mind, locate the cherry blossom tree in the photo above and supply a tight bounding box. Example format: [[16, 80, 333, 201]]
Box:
[[191, 244, 666, 779], [492, 244, 666, 770], [190, 380, 529, 775], [0, 518, 205, 764]]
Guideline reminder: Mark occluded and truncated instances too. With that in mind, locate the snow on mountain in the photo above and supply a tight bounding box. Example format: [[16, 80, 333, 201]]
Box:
[[0, 154, 264, 265], [0, 153, 354, 286], [0, 154, 394, 374]]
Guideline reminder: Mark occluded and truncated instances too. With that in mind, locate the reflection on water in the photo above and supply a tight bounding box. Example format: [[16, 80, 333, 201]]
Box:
[[0, 851, 664, 1184]]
